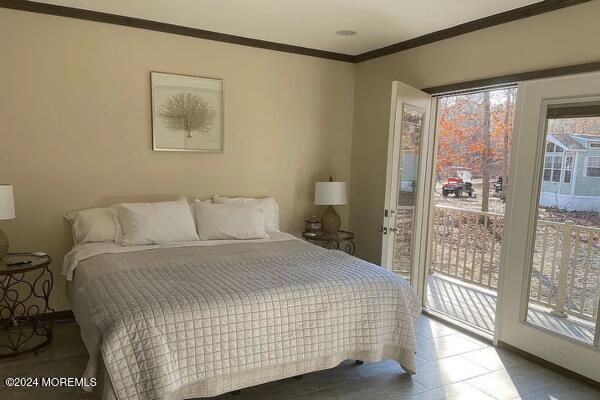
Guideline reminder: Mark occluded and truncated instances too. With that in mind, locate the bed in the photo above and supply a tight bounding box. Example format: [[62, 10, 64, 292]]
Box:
[[64, 232, 421, 400]]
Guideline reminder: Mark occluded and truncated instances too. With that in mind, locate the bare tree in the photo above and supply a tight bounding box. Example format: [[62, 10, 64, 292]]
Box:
[[159, 93, 216, 146], [481, 91, 491, 213]]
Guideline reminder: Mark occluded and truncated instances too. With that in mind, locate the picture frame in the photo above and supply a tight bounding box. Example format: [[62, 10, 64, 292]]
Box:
[[151, 72, 224, 152]]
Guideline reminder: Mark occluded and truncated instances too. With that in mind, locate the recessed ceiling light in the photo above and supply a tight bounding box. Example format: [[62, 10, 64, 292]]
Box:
[[336, 30, 357, 36]]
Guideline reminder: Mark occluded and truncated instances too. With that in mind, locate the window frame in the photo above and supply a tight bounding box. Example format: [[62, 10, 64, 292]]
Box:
[[584, 155, 600, 177], [543, 154, 563, 182], [563, 155, 574, 183]]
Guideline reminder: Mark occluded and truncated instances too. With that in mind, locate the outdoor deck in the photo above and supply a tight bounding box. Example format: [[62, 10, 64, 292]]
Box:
[[427, 273, 596, 344]]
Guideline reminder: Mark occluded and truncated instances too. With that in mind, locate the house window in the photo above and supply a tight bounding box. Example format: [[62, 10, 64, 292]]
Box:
[[552, 156, 562, 181], [545, 141, 563, 153], [543, 156, 552, 181], [586, 156, 600, 177], [543, 155, 562, 182], [590, 142, 600, 148], [563, 156, 574, 183]]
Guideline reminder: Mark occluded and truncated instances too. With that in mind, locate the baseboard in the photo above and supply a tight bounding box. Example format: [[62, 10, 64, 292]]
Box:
[[40, 309, 75, 323], [1, 310, 75, 325]]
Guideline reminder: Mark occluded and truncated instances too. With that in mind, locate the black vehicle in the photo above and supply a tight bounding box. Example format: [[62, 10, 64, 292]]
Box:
[[494, 176, 503, 194], [442, 177, 474, 197]]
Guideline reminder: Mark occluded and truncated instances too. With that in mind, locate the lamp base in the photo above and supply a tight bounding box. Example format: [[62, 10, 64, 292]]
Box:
[[321, 205, 341, 233], [0, 229, 8, 262]]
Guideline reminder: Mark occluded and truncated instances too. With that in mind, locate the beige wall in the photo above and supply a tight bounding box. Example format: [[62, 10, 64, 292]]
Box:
[[0, 9, 355, 311], [350, 1, 600, 263]]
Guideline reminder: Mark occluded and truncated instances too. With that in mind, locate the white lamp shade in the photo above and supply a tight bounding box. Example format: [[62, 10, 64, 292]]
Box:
[[0, 185, 15, 220], [315, 181, 347, 205]]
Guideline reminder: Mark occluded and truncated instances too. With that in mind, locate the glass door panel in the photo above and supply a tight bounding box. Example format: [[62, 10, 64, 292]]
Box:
[[525, 108, 600, 346], [392, 105, 425, 281]]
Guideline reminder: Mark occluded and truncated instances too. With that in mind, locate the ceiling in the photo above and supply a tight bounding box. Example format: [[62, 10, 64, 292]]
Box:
[[36, 0, 543, 55]]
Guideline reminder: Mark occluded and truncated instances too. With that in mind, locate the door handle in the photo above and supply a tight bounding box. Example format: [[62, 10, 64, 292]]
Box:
[[378, 226, 388, 234], [389, 227, 398, 233]]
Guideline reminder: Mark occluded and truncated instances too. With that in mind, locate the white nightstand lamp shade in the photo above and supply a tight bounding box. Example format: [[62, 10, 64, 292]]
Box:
[[315, 181, 347, 206], [0, 184, 15, 261], [0, 185, 15, 220], [314, 178, 347, 233]]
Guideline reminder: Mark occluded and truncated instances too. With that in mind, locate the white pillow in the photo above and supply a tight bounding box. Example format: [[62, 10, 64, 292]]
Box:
[[112, 199, 199, 246], [194, 201, 269, 240], [65, 208, 116, 245], [212, 196, 280, 232]]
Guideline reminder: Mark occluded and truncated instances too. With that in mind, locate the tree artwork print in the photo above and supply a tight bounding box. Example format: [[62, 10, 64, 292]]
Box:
[[158, 93, 216, 148], [151, 72, 223, 152]]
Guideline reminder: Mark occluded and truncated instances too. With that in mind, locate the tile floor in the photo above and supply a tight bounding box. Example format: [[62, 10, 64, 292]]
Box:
[[0, 316, 598, 399]]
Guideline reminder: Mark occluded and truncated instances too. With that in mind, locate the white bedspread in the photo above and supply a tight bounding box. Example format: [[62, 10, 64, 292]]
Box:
[[67, 237, 421, 400]]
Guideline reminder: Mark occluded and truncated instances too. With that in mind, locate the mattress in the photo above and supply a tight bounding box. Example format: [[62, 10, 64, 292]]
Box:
[[66, 234, 421, 400]]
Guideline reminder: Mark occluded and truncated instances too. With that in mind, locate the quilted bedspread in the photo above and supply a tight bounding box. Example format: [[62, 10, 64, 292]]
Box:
[[76, 239, 420, 400]]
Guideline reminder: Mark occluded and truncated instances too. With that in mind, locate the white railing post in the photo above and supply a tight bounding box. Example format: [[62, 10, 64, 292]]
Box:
[[552, 220, 574, 318]]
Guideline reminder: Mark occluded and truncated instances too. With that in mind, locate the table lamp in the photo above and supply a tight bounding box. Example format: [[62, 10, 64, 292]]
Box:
[[0, 184, 15, 261], [315, 177, 347, 233]]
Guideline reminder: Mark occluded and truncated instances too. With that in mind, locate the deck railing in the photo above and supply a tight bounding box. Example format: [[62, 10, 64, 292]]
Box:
[[430, 205, 600, 321]]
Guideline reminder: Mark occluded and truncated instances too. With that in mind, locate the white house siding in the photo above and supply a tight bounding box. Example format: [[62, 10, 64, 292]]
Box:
[[559, 182, 573, 195], [400, 151, 418, 192], [574, 152, 600, 197]]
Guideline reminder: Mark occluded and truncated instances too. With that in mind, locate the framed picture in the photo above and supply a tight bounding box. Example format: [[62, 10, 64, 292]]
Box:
[[151, 72, 224, 152]]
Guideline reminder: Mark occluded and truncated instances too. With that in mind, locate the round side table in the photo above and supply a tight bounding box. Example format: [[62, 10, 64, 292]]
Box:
[[0, 253, 54, 358], [301, 230, 356, 255]]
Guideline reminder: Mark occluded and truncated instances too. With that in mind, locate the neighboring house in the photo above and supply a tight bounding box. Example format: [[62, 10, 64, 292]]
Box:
[[541, 134, 600, 211], [400, 151, 419, 192]]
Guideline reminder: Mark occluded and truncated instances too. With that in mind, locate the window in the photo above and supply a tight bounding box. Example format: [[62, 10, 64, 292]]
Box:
[[545, 141, 563, 153], [590, 142, 600, 148], [586, 156, 600, 177], [552, 156, 562, 181], [543, 155, 562, 182], [563, 156, 573, 183], [543, 156, 552, 181]]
